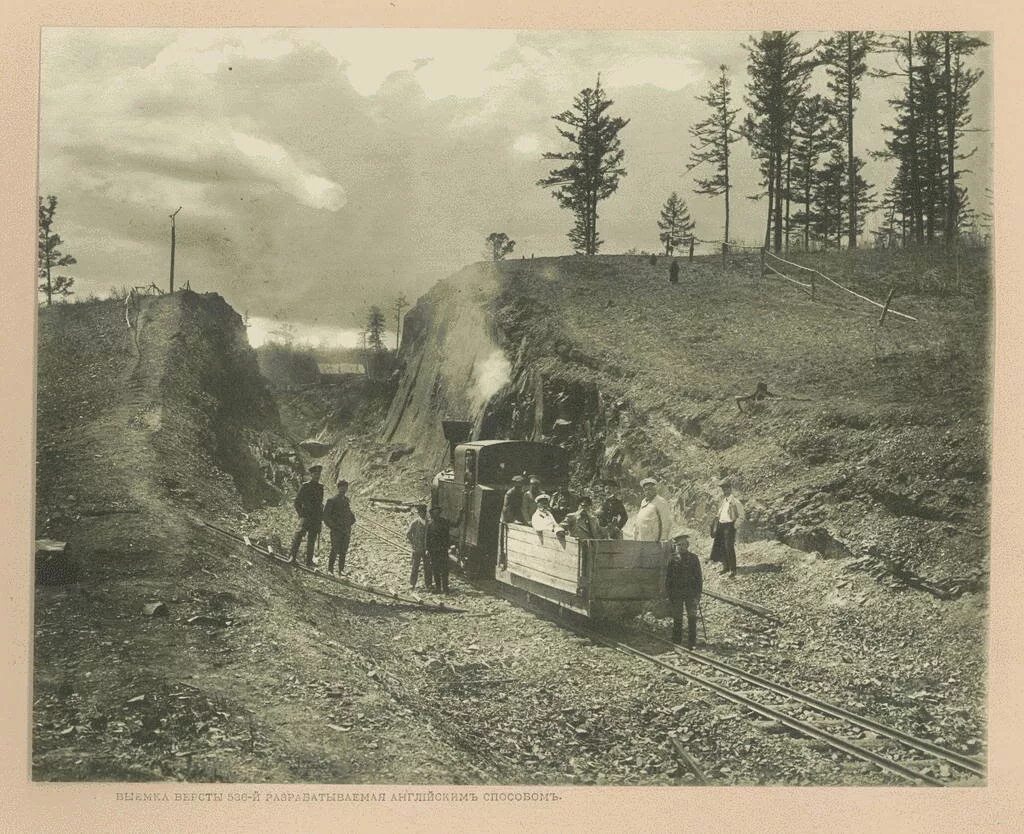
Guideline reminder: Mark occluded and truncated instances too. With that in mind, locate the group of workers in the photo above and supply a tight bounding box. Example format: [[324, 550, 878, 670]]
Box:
[[500, 471, 745, 646], [289, 462, 743, 642], [404, 504, 453, 594], [289, 464, 357, 573]]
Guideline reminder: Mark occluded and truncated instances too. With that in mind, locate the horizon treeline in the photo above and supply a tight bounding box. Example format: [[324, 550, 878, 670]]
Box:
[[539, 30, 989, 256]]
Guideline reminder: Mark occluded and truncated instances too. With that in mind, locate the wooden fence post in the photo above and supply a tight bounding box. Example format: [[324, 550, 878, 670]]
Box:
[[810, 272, 815, 301], [688, 237, 695, 262], [759, 247, 766, 286], [722, 242, 728, 270], [878, 286, 896, 326]]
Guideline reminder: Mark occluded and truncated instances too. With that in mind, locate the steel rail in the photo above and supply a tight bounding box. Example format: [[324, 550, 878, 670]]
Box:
[[581, 629, 945, 787], [200, 519, 463, 613], [650, 637, 985, 778]]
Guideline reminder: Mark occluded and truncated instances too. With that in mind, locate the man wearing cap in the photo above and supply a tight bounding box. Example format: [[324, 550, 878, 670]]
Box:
[[531, 494, 564, 535], [633, 477, 673, 542], [427, 507, 452, 594], [563, 496, 606, 540], [323, 478, 357, 574], [406, 503, 430, 589], [522, 475, 542, 521], [290, 465, 325, 566], [710, 478, 745, 577], [502, 475, 528, 524], [666, 530, 703, 647], [598, 492, 628, 540]]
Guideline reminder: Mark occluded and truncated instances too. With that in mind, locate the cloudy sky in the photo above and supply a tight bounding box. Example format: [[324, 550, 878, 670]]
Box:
[[39, 29, 992, 344]]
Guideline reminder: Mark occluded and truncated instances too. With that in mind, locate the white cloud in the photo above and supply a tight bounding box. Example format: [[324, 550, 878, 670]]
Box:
[[305, 28, 516, 99], [512, 133, 540, 155], [231, 131, 346, 211], [603, 55, 705, 91]]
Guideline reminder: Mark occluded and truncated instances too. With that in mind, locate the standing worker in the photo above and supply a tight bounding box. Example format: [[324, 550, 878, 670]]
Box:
[[289, 464, 324, 567], [633, 477, 673, 542], [427, 507, 452, 594], [322, 478, 356, 574], [666, 530, 703, 647], [710, 478, 745, 578], [669, 259, 680, 285], [406, 504, 429, 590], [502, 475, 528, 524]]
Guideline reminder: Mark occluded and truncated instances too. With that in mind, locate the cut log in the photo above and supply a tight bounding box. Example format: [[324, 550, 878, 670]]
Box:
[[35, 540, 78, 586]]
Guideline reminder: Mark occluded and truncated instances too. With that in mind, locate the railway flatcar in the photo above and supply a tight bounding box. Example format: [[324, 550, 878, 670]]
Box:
[[497, 524, 670, 622], [430, 420, 671, 619]]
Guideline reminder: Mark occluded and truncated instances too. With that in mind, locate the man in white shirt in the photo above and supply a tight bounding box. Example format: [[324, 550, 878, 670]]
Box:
[[531, 494, 564, 536], [709, 478, 745, 577], [632, 477, 673, 542]]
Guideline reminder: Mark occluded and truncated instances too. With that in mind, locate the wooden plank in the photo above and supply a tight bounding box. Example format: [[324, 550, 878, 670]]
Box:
[[504, 560, 580, 595], [510, 545, 581, 575], [506, 526, 579, 553], [590, 540, 665, 557], [589, 571, 665, 600], [505, 556, 578, 587], [594, 552, 670, 570]]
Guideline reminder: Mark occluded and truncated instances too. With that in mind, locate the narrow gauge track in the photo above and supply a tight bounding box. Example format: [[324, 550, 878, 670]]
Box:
[[362, 507, 984, 786]]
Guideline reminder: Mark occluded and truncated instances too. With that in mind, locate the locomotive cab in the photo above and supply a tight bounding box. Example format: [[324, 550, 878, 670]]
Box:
[[432, 439, 569, 578]]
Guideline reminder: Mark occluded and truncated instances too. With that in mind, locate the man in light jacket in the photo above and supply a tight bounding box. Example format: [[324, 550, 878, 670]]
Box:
[[531, 494, 564, 535], [710, 478, 745, 577], [633, 477, 673, 542]]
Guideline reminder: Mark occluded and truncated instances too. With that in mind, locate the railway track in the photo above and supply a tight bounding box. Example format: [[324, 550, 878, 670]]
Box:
[[363, 507, 985, 786], [582, 628, 984, 787]]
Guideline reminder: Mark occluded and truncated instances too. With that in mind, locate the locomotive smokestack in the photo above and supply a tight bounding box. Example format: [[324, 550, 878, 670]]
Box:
[[441, 419, 473, 469]]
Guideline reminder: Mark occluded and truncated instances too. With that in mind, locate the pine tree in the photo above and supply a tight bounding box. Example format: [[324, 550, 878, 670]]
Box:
[[37, 195, 77, 306], [538, 76, 630, 256], [366, 306, 387, 352], [657, 192, 696, 255], [743, 32, 815, 252], [789, 94, 831, 250], [817, 31, 879, 249], [689, 65, 741, 245], [485, 232, 516, 261]]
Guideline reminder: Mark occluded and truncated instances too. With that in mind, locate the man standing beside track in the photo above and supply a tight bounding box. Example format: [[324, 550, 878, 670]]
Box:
[[710, 478, 744, 578], [666, 530, 703, 647], [427, 506, 452, 594], [406, 504, 429, 589], [323, 478, 356, 574], [290, 464, 324, 566]]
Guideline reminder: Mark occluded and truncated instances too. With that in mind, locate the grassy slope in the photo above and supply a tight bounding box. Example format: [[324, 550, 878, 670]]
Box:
[[482, 248, 989, 589]]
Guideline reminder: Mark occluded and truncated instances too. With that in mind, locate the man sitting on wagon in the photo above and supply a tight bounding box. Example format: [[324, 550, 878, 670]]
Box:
[[531, 494, 565, 537], [563, 495, 606, 540], [633, 477, 673, 542]]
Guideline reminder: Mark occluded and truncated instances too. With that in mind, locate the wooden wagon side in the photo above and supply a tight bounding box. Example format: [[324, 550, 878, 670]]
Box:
[[496, 523, 670, 620]]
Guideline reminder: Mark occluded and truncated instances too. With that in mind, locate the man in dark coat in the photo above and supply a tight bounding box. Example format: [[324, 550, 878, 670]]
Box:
[[427, 507, 452, 594], [598, 492, 629, 539], [563, 495, 606, 540], [290, 464, 324, 566], [501, 475, 528, 524], [323, 478, 356, 574], [669, 259, 680, 284], [666, 530, 703, 647]]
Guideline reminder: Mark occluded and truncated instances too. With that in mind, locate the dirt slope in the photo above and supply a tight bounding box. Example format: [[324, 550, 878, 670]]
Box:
[[32, 294, 483, 781], [379, 249, 990, 593]]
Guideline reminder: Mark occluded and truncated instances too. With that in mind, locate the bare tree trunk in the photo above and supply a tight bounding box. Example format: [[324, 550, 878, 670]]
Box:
[[847, 42, 857, 249], [943, 33, 958, 248], [907, 33, 924, 245]]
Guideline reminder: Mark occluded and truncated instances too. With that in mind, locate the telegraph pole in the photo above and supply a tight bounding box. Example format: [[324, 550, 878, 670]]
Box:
[[169, 207, 182, 293]]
